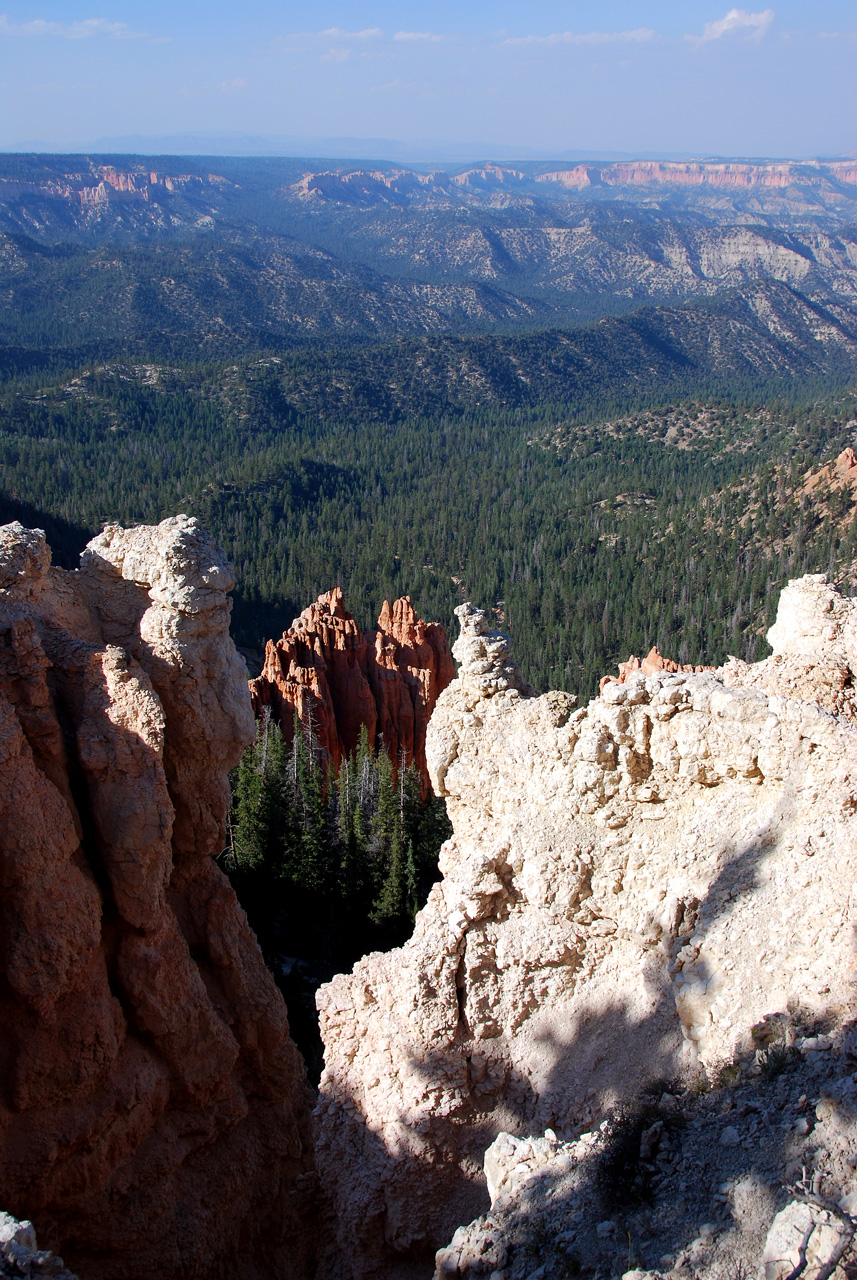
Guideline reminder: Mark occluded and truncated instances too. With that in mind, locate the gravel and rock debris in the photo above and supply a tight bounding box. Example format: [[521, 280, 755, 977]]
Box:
[[434, 1026, 857, 1279]]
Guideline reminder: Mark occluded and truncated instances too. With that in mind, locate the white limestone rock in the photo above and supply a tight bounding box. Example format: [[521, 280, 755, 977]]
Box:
[[0, 523, 51, 592], [0, 1211, 77, 1278], [762, 1200, 852, 1280], [316, 574, 857, 1277]]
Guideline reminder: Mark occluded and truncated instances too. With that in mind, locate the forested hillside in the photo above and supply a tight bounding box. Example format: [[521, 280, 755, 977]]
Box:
[[3, 152, 857, 701], [2, 348, 856, 701], [4, 149, 857, 1045], [227, 712, 450, 1071], [5, 154, 857, 360]]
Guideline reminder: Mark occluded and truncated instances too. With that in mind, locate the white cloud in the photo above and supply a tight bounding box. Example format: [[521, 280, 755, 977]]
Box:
[[392, 31, 444, 43], [0, 14, 146, 38], [687, 8, 774, 45], [320, 27, 382, 40], [321, 47, 350, 63], [218, 77, 246, 94], [503, 27, 655, 47]]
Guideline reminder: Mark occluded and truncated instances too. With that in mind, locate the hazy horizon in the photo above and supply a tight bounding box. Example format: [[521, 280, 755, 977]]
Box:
[[1, 133, 854, 166], [0, 2, 855, 159]]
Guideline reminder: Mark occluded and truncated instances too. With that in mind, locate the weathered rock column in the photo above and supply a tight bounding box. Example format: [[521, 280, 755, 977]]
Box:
[[0, 517, 315, 1280]]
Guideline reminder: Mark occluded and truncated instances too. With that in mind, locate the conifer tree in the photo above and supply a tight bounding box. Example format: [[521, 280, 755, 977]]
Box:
[[291, 709, 331, 893], [232, 708, 291, 872]]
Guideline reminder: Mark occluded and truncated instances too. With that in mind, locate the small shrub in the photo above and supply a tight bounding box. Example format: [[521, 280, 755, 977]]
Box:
[[687, 1068, 713, 1095], [758, 1040, 796, 1080], [712, 1059, 741, 1090], [596, 1101, 670, 1213]]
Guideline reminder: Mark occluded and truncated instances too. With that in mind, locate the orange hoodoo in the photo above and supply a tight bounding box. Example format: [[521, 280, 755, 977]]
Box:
[[600, 644, 714, 693], [249, 589, 456, 787]]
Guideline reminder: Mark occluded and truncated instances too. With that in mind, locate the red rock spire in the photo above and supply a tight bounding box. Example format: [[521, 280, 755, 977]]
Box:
[[249, 590, 455, 787]]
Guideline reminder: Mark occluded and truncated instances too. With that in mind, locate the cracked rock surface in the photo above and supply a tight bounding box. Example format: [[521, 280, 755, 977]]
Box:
[[316, 579, 857, 1279], [0, 518, 314, 1280]]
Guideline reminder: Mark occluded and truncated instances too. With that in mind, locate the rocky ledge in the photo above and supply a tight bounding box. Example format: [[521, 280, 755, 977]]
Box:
[[435, 1027, 857, 1279], [315, 577, 857, 1278], [0, 1212, 77, 1279]]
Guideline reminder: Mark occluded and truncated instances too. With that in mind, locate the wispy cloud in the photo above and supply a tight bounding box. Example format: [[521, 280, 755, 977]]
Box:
[[218, 77, 246, 94], [0, 14, 147, 38], [503, 27, 655, 47], [320, 27, 382, 40], [392, 31, 444, 43], [687, 8, 774, 45], [321, 47, 351, 63]]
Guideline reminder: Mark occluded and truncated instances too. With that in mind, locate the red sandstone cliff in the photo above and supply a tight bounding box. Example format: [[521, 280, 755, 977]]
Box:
[[0, 517, 314, 1280], [537, 159, 857, 192], [249, 587, 455, 786], [0, 166, 231, 206]]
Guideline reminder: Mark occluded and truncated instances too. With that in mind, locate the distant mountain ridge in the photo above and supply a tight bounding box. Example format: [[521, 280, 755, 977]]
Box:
[[3, 153, 857, 360], [292, 157, 857, 208], [4, 154, 857, 220]]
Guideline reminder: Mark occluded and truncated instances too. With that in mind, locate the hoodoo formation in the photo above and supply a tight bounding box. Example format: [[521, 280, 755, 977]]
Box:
[[0, 518, 314, 1280], [249, 587, 455, 786], [5, 516, 857, 1280], [600, 646, 715, 692]]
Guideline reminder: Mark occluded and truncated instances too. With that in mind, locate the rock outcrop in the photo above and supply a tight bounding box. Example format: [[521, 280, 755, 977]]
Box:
[[316, 576, 857, 1277], [0, 1211, 78, 1279], [0, 517, 314, 1280], [600, 645, 713, 692], [249, 587, 455, 786], [293, 159, 857, 207], [0, 164, 231, 206]]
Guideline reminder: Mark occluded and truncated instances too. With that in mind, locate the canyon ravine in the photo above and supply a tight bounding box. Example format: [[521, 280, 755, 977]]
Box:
[[3, 517, 857, 1280]]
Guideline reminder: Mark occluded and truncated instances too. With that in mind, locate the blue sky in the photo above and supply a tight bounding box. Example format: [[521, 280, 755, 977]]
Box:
[[1, 2, 855, 157]]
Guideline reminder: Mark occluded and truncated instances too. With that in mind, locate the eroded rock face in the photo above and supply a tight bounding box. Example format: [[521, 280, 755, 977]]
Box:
[[0, 517, 314, 1280], [316, 581, 857, 1277], [249, 587, 455, 785], [601, 644, 713, 692], [721, 573, 857, 719]]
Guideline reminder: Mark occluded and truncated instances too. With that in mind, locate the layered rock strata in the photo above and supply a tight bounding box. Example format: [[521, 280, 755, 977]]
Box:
[[0, 517, 314, 1280], [249, 587, 455, 785], [316, 576, 857, 1277]]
